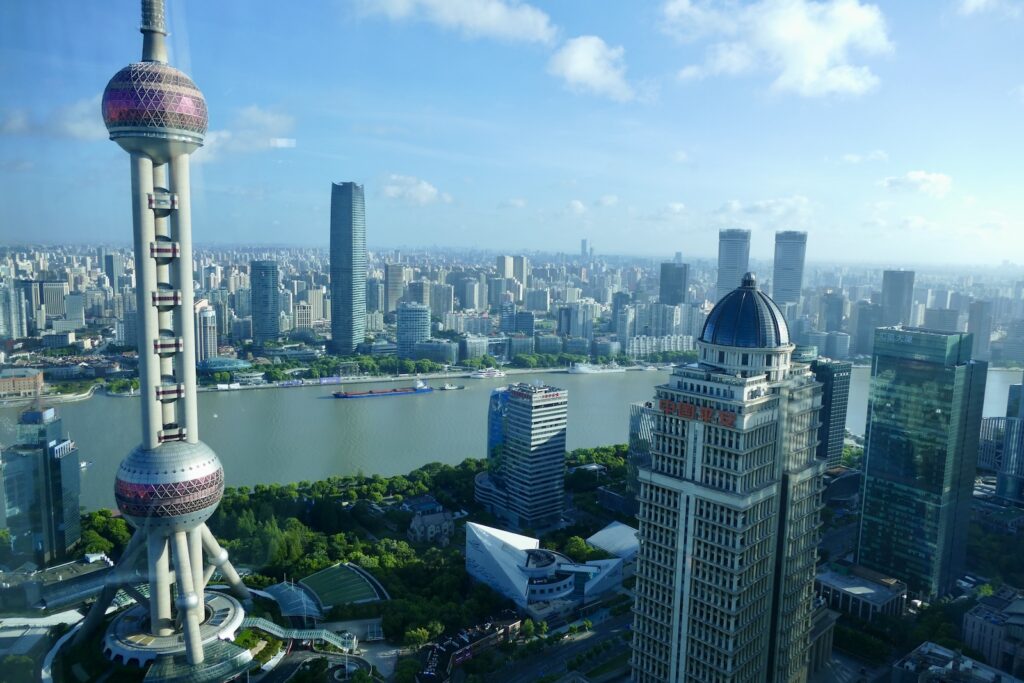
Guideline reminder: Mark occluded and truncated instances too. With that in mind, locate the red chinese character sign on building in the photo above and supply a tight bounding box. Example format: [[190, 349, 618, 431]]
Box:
[[660, 398, 737, 427]]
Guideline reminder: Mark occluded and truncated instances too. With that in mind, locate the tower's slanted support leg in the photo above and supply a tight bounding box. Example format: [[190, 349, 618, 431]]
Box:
[[172, 531, 205, 665], [201, 524, 250, 600], [73, 531, 147, 646]]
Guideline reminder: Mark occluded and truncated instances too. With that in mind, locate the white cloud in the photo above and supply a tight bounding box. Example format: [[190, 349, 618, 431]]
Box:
[[881, 171, 952, 198], [547, 36, 635, 102], [195, 106, 296, 163], [841, 149, 888, 163], [596, 194, 619, 207], [365, 0, 556, 43], [568, 199, 587, 215], [382, 174, 452, 204], [51, 95, 107, 140], [717, 195, 813, 227], [672, 149, 690, 163], [958, 0, 1022, 16], [0, 95, 106, 140], [0, 110, 30, 135], [1011, 84, 1024, 104], [501, 197, 527, 208], [665, 0, 893, 97]]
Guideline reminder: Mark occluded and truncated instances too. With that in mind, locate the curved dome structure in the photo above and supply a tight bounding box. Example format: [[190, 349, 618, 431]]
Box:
[[102, 61, 207, 157], [114, 440, 224, 531], [700, 272, 790, 348]]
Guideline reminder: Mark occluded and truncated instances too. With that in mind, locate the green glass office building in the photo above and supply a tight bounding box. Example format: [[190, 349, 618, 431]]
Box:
[[857, 327, 986, 599]]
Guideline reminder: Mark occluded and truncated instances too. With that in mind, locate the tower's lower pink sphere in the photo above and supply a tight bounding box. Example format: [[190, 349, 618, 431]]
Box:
[[114, 440, 224, 532]]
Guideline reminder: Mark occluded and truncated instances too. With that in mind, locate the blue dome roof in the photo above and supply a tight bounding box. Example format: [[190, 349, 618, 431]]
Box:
[[700, 272, 790, 348]]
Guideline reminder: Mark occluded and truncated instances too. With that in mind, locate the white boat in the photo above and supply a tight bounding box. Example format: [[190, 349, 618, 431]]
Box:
[[568, 362, 627, 374], [469, 368, 506, 379]]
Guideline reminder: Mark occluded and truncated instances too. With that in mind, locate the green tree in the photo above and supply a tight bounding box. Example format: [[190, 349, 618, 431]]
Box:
[[404, 627, 431, 647], [395, 658, 423, 683], [520, 618, 536, 639], [538, 620, 548, 636], [0, 655, 35, 682]]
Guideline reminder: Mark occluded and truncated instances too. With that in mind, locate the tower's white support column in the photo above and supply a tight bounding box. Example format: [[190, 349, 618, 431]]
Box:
[[130, 153, 162, 448], [147, 534, 173, 637], [172, 531, 204, 664], [170, 154, 199, 442], [188, 527, 205, 596]]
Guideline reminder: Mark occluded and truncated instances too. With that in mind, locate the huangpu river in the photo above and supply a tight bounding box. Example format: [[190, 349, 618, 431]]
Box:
[[2, 366, 1020, 511]]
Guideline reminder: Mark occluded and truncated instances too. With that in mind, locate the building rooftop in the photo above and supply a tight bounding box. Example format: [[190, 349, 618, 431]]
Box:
[[586, 521, 640, 560], [894, 641, 1024, 682], [817, 566, 907, 607], [700, 272, 790, 348]]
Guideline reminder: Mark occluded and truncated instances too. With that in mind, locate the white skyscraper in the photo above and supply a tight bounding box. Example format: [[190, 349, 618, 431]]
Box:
[[716, 228, 751, 299], [772, 230, 807, 306], [631, 273, 824, 683]]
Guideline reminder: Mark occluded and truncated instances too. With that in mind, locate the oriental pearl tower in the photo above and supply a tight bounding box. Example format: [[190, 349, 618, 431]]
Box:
[[75, 0, 251, 673]]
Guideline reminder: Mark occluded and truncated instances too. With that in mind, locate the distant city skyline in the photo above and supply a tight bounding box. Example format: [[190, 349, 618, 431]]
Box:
[[1, 2, 1023, 263]]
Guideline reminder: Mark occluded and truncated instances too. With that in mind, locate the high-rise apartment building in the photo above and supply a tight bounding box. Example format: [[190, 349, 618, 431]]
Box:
[[716, 228, 751, 298], [851, 300, 883, 356], [366, 277, 384, 313], [0, 283, 28, 339], [385, 263, 408, 313], [512, 255, 530, 290], [923, 307, 960, 333], [407, 280, 430, 308], [857, 327, 986, 598], [631, 273, 824, 683], [495, 255, 513, 279], [659, 262, 688, 306], [880, 270, 915, 326], [0, 407, 81, 566], [430, 283, 455, 318], [250, 260, 280, 345], [194, 302, 217, 364], [968, 300, 993, 360], [329, 181, 367, 355], [772, 231, 807, 306], [810, 357, 852, 467], [103, 252, 124, 287], [474, 383, 568, 530], [396, 302, 430, 359], [819, 290, 845, 332], [294, 302, 313, 330], [42, 281, 69, 317]]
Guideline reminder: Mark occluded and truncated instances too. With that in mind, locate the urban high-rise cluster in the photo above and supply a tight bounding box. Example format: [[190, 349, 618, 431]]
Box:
[[4, 3, 1024, 682]]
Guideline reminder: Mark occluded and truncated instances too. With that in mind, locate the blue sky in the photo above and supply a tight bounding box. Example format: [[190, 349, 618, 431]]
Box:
[[1, 0, 1022, 263]]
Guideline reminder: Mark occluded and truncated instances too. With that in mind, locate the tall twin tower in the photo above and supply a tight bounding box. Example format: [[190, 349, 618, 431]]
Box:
[[75, 0, 251, 676]]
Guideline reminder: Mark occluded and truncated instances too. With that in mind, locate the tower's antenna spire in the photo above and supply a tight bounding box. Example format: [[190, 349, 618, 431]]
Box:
[[141, 0, 168, 63]]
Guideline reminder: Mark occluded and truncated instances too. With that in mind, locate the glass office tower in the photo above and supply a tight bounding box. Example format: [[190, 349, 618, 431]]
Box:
[[330, 181, 367, 355], [857, 327, 986, 598]]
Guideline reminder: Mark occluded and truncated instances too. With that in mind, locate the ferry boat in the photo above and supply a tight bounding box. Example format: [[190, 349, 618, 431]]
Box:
[[469, 368, 506, 379], [568, 362, 627, 375], [439, 383, 465, 391], [333, 380, 433, 399]]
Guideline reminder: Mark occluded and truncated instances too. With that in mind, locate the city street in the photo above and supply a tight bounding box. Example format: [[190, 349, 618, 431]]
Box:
[[493, 614, 632, 683]]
